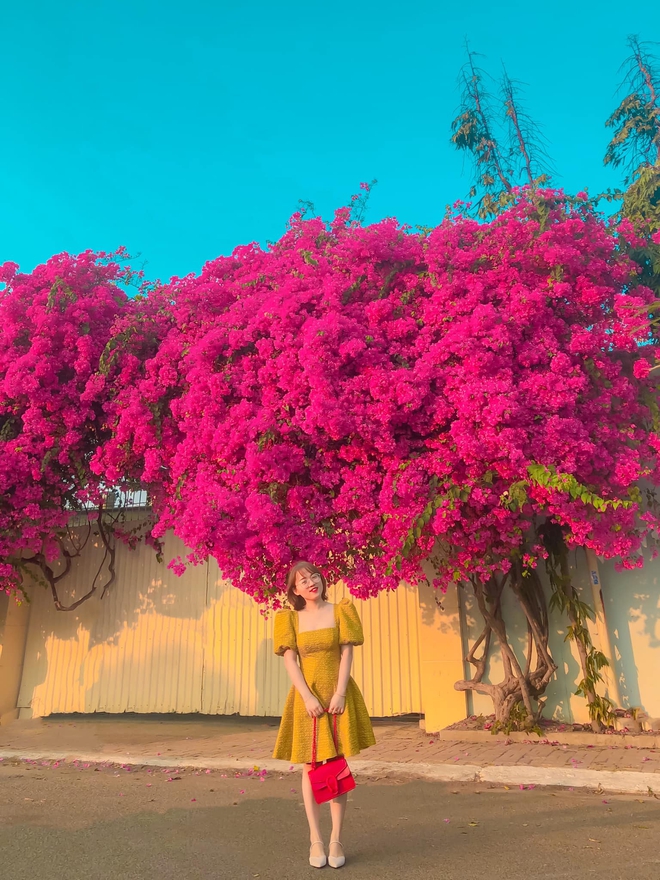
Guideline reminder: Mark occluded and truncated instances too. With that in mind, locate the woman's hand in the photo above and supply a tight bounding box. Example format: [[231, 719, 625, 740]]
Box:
[[304, 695, 325, 718], [328, 692, 346, 715]]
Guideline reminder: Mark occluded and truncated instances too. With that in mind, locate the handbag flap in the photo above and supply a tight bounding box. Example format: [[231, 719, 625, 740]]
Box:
[[309, 758, 351, 791]]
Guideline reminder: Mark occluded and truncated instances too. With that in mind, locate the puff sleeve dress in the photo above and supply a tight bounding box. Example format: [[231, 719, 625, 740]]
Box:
[[272, 598, 376, 764]]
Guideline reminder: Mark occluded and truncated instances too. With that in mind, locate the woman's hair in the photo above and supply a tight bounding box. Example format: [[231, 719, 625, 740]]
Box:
[[286, 560, 328, 610]]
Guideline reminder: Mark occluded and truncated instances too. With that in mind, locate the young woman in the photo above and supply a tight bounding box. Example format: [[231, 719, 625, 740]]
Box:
[[273, 560, 376, 869]]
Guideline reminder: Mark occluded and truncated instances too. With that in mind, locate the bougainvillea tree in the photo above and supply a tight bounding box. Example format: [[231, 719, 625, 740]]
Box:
[[0, 250, 144, 607], [2, 188, 659, 725], [85, 188, 660, 723]]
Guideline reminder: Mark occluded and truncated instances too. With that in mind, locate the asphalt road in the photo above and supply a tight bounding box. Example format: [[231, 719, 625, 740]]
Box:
[[1, 758, 660, 880]]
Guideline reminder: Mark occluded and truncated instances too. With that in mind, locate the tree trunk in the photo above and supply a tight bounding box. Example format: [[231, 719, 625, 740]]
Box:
[[455, 570, 557, 728]]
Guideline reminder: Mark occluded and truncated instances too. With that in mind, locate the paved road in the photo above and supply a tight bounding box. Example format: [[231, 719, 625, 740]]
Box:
[[1, 758, 660, 879]]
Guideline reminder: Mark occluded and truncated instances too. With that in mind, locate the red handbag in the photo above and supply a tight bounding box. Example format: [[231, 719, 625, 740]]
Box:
[[308, 711, 356, 805]]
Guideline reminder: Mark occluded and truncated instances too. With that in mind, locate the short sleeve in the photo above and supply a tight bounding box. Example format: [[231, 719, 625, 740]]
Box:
[[273, 609, 297, 656], [338, 598, 364, 646]]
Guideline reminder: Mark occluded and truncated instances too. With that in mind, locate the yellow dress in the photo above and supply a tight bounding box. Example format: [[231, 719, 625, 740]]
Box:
[[272, 598, 376, 764]]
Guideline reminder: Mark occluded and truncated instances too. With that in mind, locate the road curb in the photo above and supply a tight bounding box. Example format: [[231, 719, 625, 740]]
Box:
[[2, 748, 660, 794], [0, 749, 296, 774], [351, 760, 660, 793], [436, 729, 660, 750]]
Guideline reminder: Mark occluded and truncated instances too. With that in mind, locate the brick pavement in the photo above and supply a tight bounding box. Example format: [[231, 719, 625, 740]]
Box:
[[1, 715, 660, 792]]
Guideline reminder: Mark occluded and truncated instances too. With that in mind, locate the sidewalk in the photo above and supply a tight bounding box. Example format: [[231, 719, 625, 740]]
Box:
[[2, 714, 660, 795]]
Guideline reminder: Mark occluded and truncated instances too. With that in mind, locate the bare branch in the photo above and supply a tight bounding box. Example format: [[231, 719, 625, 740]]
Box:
[[21, 502, 117, 612], [500, 66, 554, 188]]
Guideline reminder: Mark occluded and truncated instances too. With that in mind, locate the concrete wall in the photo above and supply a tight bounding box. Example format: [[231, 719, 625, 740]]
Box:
[[0, 592, 31, 725], [599, 549, 660, 720]]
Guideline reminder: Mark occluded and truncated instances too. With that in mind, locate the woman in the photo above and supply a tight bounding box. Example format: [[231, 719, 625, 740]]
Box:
[[273, 560, 376, 869]]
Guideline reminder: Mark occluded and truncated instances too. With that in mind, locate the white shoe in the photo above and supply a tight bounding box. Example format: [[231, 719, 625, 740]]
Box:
[[309, 840, 327, 868], [328, 840, 345, 869]]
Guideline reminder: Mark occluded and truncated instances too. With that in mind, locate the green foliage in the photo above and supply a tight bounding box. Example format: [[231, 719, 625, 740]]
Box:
[[619, 165, 660, 300], [451, 48, 514, 218], [541, 521, 616, 729], [501, 464, 633, 514], [604, 36, 660, 300], [490, 701, 543, 736], [620, 164, 660, 231], [450, 48, 552, 218], [46, 280, 76, 312], [605, 36, 660, 183]]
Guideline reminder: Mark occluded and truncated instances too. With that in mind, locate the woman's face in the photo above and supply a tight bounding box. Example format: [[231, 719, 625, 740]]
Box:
[[294, 569, 323, 603]]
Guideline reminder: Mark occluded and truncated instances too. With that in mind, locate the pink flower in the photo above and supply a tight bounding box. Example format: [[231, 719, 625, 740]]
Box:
[[1, 190, 658, 635]]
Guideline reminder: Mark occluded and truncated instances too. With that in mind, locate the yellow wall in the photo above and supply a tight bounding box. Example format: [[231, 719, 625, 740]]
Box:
[[9, 521, 660, 729], [416, 579, 467, 732], [16, 528, 423, 719]]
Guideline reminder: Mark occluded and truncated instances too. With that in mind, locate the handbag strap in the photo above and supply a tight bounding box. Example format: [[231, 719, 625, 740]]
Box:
[[311, 711, 339, 768]]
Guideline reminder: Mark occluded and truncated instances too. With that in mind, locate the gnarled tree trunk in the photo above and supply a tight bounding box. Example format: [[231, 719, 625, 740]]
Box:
[[455, 568, 557, 726]]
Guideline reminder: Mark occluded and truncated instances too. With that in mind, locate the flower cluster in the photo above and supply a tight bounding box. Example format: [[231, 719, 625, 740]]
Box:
[[0, 251, 131, 595]]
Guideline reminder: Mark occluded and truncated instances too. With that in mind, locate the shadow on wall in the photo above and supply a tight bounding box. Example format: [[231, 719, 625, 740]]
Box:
[[456, 546, 660, 724], [17, 522, 226, 717], [254, 637, 280, 720], [600, 549, 660, 717], [414, 558, 591, 724], [417, 587, 462, 635], [417, 557, 462, 636], [18, 528, 414, 720], [458, 552, 602, 724]]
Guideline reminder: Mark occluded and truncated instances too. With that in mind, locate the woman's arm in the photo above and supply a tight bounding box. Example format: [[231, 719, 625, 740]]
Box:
[[282, 648, 324, 717], [328, 644, 353, 714]]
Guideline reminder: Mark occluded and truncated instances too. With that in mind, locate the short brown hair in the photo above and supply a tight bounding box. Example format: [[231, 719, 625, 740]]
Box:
[[286, 561, 328, 610]]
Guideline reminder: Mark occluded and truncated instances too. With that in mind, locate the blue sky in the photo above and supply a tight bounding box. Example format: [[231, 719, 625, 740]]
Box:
[[2, 0, 659, 284]]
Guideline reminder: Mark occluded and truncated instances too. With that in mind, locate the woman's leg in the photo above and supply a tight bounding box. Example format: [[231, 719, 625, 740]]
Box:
[[301, 764, 324, 851], [329, 791, 348, 843]]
